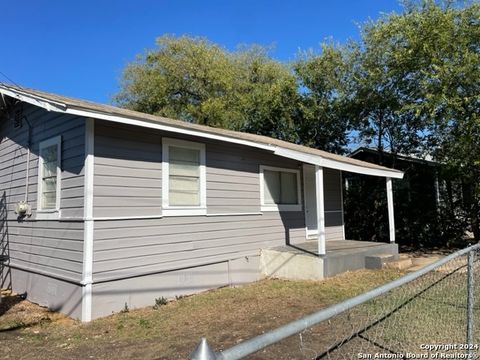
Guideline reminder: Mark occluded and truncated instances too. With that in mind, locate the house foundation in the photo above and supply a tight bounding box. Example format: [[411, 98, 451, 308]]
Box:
[[260, 240, 399, 280]]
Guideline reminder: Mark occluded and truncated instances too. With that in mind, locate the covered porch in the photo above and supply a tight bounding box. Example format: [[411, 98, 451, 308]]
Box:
[[259, 240, 399, 280], [260, 149, 403, 280], [301, 164, 402, 256], [260, 151, 404, 280]]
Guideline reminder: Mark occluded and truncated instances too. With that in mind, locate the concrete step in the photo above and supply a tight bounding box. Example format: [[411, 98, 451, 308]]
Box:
[[406, 255, 444, 272], [411, 255, 443, 267], [406, 264, 425, 272], [385, 258, 413, 270], [366, 253, 445, 272], [365, 254, 397, 269]]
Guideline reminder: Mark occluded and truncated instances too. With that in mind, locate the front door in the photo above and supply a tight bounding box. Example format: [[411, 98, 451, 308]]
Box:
[[303, 165, 318, 238]]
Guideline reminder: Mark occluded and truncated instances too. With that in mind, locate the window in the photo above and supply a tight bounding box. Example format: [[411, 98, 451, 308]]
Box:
[[162, 138, 206, 216], [260, 165, 301, 211], [37, 136, 61, 218]]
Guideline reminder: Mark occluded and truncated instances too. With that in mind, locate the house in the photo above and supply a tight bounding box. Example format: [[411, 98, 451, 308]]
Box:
[[347, 147, 466, 246], [0, 84, 403, 321]]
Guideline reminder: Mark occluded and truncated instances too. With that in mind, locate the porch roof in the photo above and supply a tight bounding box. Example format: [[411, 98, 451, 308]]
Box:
[[0, 83, 403, 179]]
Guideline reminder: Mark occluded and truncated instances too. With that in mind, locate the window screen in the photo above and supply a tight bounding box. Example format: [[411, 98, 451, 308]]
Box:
[[263, 169, 298, 205], [168, 146, 201, 206], [40, 144, 58, 209]]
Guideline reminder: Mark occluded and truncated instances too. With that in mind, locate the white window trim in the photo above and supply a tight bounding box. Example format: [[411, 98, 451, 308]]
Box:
[[36, 135, 62, 219], [162, 137, 206, 216], [260, 165, 302, 212]]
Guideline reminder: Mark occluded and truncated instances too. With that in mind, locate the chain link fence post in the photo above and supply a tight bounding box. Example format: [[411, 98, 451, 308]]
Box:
[[189, 338, 217, 360], [466, 249, 474, 356]]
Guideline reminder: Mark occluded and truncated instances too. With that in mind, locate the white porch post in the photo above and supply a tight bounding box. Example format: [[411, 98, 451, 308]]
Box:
[[386, 177, 395, 243], [315, 165, 326, 255]]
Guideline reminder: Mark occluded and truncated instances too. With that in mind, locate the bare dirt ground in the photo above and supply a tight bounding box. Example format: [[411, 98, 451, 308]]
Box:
[[0, 269, 403, 360]]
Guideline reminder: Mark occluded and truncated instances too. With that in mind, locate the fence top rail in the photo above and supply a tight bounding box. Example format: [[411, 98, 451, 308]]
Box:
[[195, 243, 480, 360]]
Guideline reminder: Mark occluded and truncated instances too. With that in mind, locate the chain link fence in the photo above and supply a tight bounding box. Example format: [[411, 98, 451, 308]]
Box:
[[190, 244, 480, 360]]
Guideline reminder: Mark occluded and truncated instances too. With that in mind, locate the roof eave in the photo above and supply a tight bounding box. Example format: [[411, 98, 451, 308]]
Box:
[[274, 148, 404, 179], [0, 85, 67, 112], [0, 85, 404, 179]]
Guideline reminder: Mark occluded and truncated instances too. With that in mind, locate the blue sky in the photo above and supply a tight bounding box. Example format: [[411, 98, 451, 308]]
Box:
[[1, 1, 402, 104]]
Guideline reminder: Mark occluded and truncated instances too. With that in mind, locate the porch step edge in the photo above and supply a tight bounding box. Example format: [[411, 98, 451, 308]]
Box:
[[385, 258, 413, 270], [365, 254, 397, 269], [259, 249, 324, 281]]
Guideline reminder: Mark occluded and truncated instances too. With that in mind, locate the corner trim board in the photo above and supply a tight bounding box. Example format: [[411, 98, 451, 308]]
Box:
[[81, 118, 94, 322]]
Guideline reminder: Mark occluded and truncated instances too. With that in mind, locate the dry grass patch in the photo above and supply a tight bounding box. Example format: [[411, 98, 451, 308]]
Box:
[[0, 268, 402, 360]]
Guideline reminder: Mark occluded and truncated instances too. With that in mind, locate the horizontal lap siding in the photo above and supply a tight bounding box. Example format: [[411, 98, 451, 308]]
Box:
[[206, 143, 301, 214], [326, 225, 344, 241], [6, 221, 84, 280], [93, 212, 305, 281], [93, 122, 162, 218], [324, 169, 344, 240], [324, 168, 342, 212], [93, 121, 302, 217], [0, 104, 85, 281], [92, 121, 306, 281]]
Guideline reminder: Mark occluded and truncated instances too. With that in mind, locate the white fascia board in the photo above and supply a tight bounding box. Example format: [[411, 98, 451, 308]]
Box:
[[0, 87, 403, 179], [0, 87, 66, 112], [66, 107, 276, 152], [274, 147, 404, 179], [0, 86, 275, 152]]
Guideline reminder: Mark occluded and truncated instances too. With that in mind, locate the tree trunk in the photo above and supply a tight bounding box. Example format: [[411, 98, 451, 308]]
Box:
[[376, 112, 384, 165]]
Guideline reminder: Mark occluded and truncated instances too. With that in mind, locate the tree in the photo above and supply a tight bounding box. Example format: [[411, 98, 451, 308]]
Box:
[[114, 35, 300, 142], [303, 0, 479, 244], [361, 0, 480, 239], [355, 0, 480, 166], [115, 34, 352, 150], [293, 44, 353, 153], [399, 1, 480, 239]]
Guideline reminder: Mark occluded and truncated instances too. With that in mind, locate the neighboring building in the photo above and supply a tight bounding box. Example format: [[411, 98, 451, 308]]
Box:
[[347, 147, 464, 246], [0, 84, 403, 321]]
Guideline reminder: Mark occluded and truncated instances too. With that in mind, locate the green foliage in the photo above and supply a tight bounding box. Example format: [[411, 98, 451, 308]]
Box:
[[344, 158, 467, 247], [120, 302, 129, 313], [293, 44, 353, 153], [114, 2, 479, 243], [115, 35, 301, 143], [138, 318, 151, 328], [115, 34, 350, 151], [340, 0, 480, 243], [153, 296, 168, 309]]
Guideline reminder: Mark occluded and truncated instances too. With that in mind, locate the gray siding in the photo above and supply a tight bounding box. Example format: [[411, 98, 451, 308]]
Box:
[[0, 103, 85, 282], [93, 121, 301, 216], [92, 121, 306, 282], [207, 142, 300, 214], [91, 256, 259, 318], [94, 122, 162, 218], [9, 267, 82, 319], [93, 211, 305, 282], [324, 169, 344, 241], [324, 168, 342, 211]]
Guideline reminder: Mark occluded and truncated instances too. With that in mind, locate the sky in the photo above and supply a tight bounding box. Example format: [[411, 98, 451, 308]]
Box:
[[1, 1, 403, 104]]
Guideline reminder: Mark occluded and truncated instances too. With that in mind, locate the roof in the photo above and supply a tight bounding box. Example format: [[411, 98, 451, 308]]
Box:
[[0, 83, 404, 179], [350, 147, 439, 167]]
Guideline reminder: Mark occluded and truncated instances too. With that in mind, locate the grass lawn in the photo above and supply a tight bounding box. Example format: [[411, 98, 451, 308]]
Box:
[[0, 269, 403, 360]]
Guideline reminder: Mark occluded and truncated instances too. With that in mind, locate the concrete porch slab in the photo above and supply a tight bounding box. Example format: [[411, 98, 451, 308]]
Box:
[[259, 249, 324, 281], [260, 240, 399, 280]]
